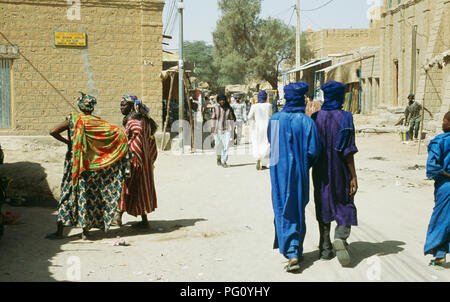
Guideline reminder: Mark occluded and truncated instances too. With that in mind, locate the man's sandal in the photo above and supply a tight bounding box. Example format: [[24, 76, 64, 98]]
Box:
[[285, 258, 301, 272], [429, 259, 445, 270]]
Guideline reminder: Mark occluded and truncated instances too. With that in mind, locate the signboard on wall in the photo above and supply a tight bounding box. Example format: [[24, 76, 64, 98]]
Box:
[[55, 32, 86, 46]]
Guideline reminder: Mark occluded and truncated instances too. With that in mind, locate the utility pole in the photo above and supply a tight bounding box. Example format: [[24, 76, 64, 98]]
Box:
[[410, 25, 417, 95], [178, 0, 184, 153], [296, 0, 301, 81]]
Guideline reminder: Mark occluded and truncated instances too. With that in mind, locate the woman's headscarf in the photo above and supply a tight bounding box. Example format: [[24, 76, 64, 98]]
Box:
[[321, 81, 346, 111], [122, 95, 152, 120], [121, 94, 158, 135], [77, 92, 97, 113], [258, 90, 268, 103], [282, 82, 309, 113]]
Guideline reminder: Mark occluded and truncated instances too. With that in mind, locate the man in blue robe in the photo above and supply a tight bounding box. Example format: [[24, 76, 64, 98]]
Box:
[[424, 111, 450, 269], [311, 81, 359, 266], [268, 82, 322, 272]]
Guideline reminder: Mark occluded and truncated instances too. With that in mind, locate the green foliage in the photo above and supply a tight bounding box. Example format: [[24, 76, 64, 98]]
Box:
[[213, 0, 314, 90], [183, 40, 220, 91]]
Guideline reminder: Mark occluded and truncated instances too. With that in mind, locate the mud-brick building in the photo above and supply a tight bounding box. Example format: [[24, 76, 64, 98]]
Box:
[[0, 0, 165, 135], [380, 0, 449, 126], [305, 20, 381, 59]]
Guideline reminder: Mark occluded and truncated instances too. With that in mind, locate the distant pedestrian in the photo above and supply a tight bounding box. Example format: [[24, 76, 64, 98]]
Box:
[[311, 81, 358, 266], [211, 94, 236, 168], [248, 91, 272, 170], [231, 96, 247, 145], [424, 111, 450, 269], [113, 95, 158, 228], [272, 97, 278, 114], [47, 93, 129, 240], [404, 94, 432, 141], [268, 82, 321, 272]]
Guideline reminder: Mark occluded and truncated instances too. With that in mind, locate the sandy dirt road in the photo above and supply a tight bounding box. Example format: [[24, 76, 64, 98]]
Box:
[[0, 132, 448, 282]]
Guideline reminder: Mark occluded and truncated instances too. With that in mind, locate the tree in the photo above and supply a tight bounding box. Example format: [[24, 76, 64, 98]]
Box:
[[213, 0, 313, 90], [183, 41, 220, 91]]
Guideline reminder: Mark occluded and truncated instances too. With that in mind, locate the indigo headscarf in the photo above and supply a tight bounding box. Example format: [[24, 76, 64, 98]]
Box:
[[77, 92, 97, 113], [282, 82, 309, 113], [217, 93, 227, 102], [319, 81, 355, 152], [258, 90, 268, 103], [321, 81, 346, 111]]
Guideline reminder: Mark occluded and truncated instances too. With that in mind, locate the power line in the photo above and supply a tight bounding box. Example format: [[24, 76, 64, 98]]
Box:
[[271, 5, 296, 18], [301, 0, 336, 12], [287, 7, 296, 27]]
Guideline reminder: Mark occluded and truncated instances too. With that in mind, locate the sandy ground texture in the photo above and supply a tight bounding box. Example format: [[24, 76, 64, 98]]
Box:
[[0, 129, 449, 282]]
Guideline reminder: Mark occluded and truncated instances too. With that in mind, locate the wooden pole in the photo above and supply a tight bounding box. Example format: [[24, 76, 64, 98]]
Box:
[[183, 76, 194, 152], [418, 70, 428, 155], [161, 73, 174, 151]]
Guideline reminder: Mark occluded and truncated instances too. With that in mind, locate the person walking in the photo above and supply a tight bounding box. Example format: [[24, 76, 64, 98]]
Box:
[[47, 93, 129, 240], [231, 96, 247, 145], [113, 95, 158, 228], [268, 82, 321, 272], [424, 111, 450, 269], [211, 94, 236, 168], [248, 90, 272, 170], [311, 81, 359, 266]]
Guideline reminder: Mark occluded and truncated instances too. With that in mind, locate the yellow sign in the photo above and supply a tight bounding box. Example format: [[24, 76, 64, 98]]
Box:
[[55, 32, 86, 46]]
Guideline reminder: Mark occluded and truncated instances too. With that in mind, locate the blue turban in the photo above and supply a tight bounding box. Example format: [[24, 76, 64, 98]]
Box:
[[282, 82, 309, 113], [217, 94, 227, 102], [321, 81, 346, 111], [258, 90, 267, 103]]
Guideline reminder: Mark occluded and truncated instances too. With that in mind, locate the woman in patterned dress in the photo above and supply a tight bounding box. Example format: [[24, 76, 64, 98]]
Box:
[[46, 93, 129, 240], [113, 95, 158, 228]]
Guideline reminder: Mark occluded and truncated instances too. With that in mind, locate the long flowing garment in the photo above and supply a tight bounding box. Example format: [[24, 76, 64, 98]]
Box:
[[248, 103, 272, 162], [424, 133, 450, 257], [268, 112, 321, 259], [57, 113, 129, 231], [311, 110, 359, 226], [118, 118, 158, 217]]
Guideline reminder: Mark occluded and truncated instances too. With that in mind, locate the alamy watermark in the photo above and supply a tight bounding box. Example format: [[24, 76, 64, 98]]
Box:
[[66, 256, 81, 281], [366, 255, 382, 281], [67, 0, 81, 21], [366, 0, 382, 21], [168, 119, 281, 166]]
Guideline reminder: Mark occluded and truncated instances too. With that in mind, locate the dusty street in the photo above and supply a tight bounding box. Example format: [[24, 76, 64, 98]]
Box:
[[0, 130, 449, 282]]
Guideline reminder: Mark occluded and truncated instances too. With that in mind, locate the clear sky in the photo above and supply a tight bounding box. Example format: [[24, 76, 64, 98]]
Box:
[[163, 0, 379, 52]]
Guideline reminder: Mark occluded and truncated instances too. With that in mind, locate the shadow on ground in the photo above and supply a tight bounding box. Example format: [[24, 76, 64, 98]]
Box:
[[346, 240, 406, 268], [0, 161, 58, 207], [289, 240, 407, 274], [229, 163, 255, 168], [73, 218, 208, 241], [0, 161, 60, 281]]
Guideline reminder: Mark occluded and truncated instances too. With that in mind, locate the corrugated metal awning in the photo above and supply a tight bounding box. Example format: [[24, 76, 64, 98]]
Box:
[[282, 58, 332, 75]]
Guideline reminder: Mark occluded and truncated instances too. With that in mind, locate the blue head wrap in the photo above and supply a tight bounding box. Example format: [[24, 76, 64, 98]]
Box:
[[282, 82, 309, 113], [321, 81, 346, 111], [258, 90, 267, 103], [217, 94, 227, 102]]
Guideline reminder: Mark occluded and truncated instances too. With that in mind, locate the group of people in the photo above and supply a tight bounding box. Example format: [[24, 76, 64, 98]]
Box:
[[268, 80, 449, 272], [46, 93, 158, 240], [42, 83, 449, 273], [268, 81, 358, 271], [209, 91, 273, 169]]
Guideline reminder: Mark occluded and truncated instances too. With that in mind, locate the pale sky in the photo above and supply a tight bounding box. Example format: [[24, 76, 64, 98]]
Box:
[[163, 0, 379, 52]]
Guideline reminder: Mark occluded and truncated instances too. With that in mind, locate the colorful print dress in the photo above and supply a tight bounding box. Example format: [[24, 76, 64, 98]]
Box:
[[57, 113, 129, 231]]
